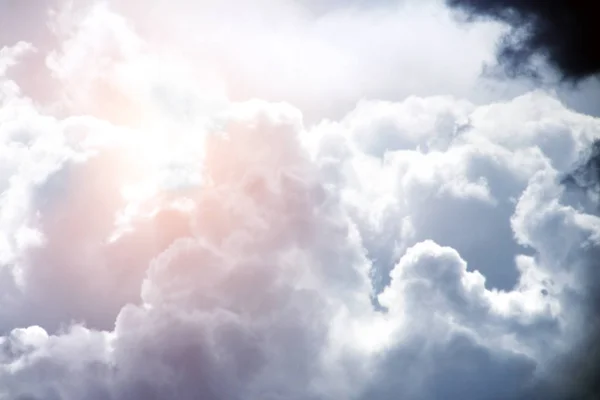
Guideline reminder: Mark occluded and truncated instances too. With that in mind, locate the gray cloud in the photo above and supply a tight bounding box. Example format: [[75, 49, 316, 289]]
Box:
[[1, 2, 600, 400]]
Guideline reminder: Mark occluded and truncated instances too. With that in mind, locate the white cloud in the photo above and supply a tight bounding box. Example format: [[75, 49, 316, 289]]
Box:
[[1, 1, 600, 400], [3, 0, 518, 123]]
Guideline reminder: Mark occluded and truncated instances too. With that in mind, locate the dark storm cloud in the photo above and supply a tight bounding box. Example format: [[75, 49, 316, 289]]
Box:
[[446, 0, 600, 82]]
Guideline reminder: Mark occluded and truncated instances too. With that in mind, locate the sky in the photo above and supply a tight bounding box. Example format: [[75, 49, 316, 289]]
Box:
[[0, 0, 599, 399]]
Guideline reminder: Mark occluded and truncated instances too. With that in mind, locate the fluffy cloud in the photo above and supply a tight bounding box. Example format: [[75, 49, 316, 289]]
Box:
[[1, 1, 600, 400], [2, 0, 522, 123]]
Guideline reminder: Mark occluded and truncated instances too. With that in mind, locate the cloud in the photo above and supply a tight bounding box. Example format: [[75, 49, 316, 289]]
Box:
[[304, 89, 599, 398], [1, 1, 600, 400], [445, 0, 600, 83], [441, 2, 600, 393], [3, 0, 524, 123]]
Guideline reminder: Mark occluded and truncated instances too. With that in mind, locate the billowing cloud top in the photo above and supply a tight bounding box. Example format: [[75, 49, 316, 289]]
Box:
[[1, 1, 599, 399]]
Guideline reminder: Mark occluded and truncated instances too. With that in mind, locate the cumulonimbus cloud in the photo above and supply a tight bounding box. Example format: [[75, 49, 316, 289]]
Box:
[[1, 1, 599, 399], [443, 1, 600, 395]]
